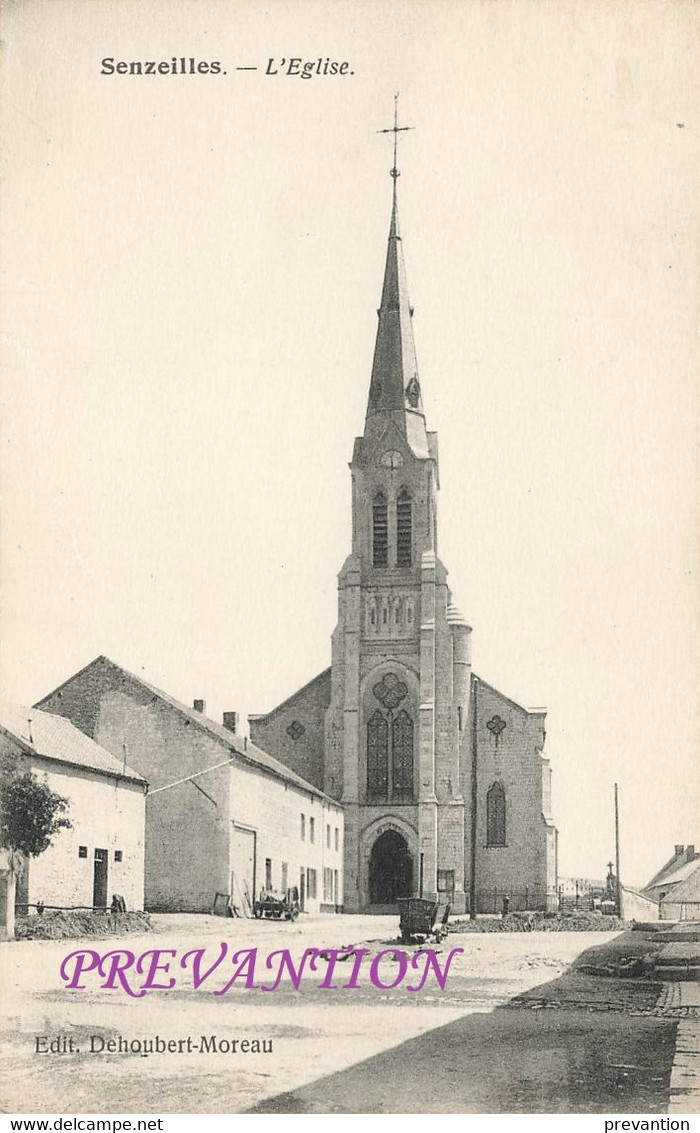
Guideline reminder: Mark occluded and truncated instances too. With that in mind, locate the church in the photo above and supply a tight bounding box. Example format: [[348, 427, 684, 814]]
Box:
[[249, 123, 558, 915]]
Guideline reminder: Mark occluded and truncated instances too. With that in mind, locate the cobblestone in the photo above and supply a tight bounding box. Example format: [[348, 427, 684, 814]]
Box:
[[656, 984, 700, 1115]]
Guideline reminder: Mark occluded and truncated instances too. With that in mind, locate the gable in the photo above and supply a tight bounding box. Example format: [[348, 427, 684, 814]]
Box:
[[37, 655, 335, 801]]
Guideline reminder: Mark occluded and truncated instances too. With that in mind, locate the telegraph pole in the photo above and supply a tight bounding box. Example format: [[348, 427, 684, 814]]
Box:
[[614, 782, 622, 918]]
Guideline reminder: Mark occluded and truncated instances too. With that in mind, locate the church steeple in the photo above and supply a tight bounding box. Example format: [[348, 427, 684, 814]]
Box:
[[364, 100, 429, 460]]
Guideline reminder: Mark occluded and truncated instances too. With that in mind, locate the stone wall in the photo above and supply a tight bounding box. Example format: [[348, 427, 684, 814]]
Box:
[[462, 678, 555, 911], [249, 669, 331, 792]]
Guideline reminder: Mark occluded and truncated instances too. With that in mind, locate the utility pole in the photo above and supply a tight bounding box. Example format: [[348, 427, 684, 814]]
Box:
[[614, 782, 622, 918]]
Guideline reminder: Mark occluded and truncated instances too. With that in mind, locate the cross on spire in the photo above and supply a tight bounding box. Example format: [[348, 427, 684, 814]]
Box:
[[364, 95, 428, 457], [378, 92, 414, 180]]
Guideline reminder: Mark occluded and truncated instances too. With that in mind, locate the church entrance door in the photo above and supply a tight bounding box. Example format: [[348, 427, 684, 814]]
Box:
[[369, 829, 412, 904]]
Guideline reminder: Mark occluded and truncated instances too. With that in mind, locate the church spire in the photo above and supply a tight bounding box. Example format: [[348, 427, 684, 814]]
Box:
[[365, 96, 429, 459]]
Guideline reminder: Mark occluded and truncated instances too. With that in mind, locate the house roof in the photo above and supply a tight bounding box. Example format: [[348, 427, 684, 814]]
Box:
[[647, 856, 700, 892], [644, 849, 692, 891], [660, 862, 700, 905], [0, 702, 146, 785], [37, 657, 340, 806]]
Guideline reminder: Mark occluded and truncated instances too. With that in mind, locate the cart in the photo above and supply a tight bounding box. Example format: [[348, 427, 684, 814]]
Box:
[[397, 897, 450, 943], [253, 886, 300, 921]]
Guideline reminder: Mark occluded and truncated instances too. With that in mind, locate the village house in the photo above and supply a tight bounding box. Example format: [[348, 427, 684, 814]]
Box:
[[36, 657, 344, 915], [0, 702, 146, 914], [643, 844, 700, 921]]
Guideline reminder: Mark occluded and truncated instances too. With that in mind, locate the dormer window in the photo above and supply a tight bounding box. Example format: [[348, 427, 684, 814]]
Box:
[[397, 489, 412, 567], [372, 492, 388, 567]]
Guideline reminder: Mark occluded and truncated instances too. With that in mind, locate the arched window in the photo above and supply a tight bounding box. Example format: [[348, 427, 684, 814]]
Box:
[[392, 710, 414, 801], [367, 710, 389, 800], [396, 489, 412, 567], [486, 781, 506, 846], [372, 492, 388, 567]]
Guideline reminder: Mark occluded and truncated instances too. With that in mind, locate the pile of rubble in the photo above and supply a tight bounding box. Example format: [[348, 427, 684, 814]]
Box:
[[451, 911, 625, 933], [15, 909, 152, 940]]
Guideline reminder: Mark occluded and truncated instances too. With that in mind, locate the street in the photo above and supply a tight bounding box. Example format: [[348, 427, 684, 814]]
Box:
[[0, 916, 678, 1113]]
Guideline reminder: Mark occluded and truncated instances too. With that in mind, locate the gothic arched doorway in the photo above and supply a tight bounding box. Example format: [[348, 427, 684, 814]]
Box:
[[369, 829, 413, 904]]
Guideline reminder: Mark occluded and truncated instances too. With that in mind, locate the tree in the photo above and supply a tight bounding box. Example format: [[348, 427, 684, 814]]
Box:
[[0, 766, 72, 864]]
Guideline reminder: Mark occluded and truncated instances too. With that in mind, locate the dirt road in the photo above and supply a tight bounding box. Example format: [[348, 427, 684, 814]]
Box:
[[1, 915, 628, 1114]]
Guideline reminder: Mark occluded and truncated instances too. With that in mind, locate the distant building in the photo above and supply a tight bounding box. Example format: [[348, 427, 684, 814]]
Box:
[[558, 877, 605, 901], [249, 163, 558, 913], [37, 657, 344, 915], [0, 703, 146, 911]]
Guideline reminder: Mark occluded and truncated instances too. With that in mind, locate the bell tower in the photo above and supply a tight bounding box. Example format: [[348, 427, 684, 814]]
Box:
[[249, 102, 556, 916], [324, 100, 470, 912]]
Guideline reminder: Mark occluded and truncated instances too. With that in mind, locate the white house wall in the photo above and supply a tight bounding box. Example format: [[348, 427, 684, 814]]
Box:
[[0, 742, 145, 911], [228, 762, 344, 915]]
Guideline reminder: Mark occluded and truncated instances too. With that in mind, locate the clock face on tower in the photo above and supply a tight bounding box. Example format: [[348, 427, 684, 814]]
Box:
[[380, 449, 404, 470]]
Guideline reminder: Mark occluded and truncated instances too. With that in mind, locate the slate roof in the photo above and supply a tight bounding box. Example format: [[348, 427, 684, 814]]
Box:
[[472, 673, 547, 717], [648, 856, 700, 892], [362, 185, 430, 460], [660, 862, 700, 905], [37, 657, 340, 806], [0, 702, 146, 785], [644, 850, 692, 891]]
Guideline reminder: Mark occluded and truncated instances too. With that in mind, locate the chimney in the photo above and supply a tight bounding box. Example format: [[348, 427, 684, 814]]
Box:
[[687, 845, 696, 861], [675, 844, 685, 856], [193, 699, 206, 714], [222, 711, 238, 734]]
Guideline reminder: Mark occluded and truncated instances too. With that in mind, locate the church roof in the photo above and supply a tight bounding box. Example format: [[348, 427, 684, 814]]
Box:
[[0, 701, 146, 785], [36, 656, 339, 806], [363, 182, 430, 460], [472, 673, 547, 717]]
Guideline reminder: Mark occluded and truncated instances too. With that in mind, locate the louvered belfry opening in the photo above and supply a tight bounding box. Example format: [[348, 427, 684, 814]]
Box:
[[372, 492, 388, 567], [396, 489, 412, 566]]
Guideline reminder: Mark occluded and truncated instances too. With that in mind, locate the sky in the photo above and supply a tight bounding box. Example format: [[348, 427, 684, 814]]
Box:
[[1, 0, 698, 887]]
